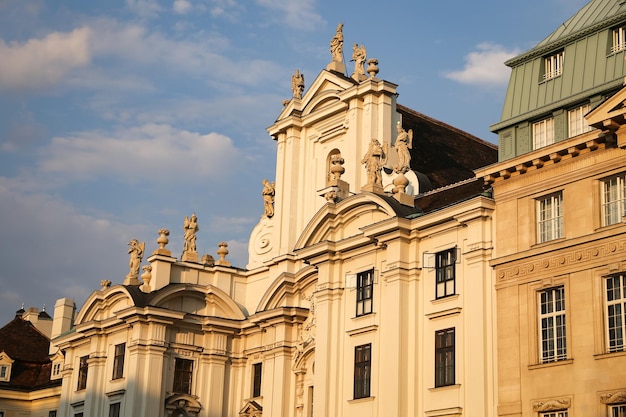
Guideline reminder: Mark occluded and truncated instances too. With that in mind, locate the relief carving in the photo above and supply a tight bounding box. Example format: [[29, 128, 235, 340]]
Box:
[[532, 398, 571, 412]]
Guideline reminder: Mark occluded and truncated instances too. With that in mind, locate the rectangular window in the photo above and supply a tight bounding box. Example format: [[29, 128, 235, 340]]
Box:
[[52, 362, 62, 378], [112, 343, 125, 380], [75, 413, 83, 417], [536, 192, 563, 243], [540, 412, 568, 417], [49, 412, 57, 417], [610, 404, 626, 417], [353, 344, 371, 399], [613, 26, 626, 53], [544, 51, 564, 80], [356, 269, 374, 316], [0, 365, 8, 381], [606, 274, 626, 352], [77, 356, 88, 391], [435, 248, 456, 299], [173, 358, 193, 394], [568, 104, 591, 137], [602, 173, 626, 226], [108, 403, 120, 417], [533, 117, 555, 149], [252, 363, 262, 397], [435, 328, 455, 387], [538, 286, 567, 362]]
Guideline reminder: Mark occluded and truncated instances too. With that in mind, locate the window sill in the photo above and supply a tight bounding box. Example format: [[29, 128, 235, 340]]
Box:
[[531, 236, 566, 249], [528, 358, 573, 370], [431, 294, 459, 305], [352, 312, 375, 320], [348, 396, 375, 404], [594, 350, 626, 360], [428, 384, 460, 392]]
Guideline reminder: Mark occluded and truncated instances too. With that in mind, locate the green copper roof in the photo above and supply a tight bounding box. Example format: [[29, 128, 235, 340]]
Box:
[[506, 0, 626, 67]]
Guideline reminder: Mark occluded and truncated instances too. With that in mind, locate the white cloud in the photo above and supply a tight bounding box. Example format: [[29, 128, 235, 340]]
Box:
[[173, 0, 192, 14], [255, 0, 323, 30], [38, 124, 242, 185], [0, 27, 91, 90], [444, 43, 520, 87], [126, 0, 163, 18]]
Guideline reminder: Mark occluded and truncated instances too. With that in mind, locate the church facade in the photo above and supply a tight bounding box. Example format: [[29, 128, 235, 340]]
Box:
[[44, 25, 498, 417]]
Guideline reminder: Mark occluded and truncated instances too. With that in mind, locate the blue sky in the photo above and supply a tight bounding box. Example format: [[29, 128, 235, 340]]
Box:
[[0, 0, 589, 322]]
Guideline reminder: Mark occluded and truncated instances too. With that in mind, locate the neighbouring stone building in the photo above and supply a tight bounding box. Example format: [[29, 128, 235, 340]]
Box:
[[478, 0, 626, 416]]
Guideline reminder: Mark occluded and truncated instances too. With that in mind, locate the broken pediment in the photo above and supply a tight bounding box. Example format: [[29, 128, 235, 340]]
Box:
[[586, 84, 626, 130], [239, 400, 263, 417]]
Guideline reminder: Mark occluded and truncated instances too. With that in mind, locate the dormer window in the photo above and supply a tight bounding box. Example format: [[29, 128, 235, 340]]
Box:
[[543, 51, 563, 80], [0, 352, 14, 382], [613, 25, 626, 53]]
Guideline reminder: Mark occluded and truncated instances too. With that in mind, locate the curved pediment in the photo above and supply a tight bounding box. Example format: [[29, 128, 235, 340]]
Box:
[[75, 286, 136, 324], [256, 266, 318, 313], [150, 284, 247, 320], [295, 193, 397, 250]]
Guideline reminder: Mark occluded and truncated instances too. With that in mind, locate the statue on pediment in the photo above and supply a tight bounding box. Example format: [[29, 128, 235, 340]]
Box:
[[362, 138, 388, 187], [394, 122, 413, 173], [330, 23, 344, 63], [351, 43, 367, 79], [262, 179, 275, 217], [291, 70, 304, 99], [183, 213, 199, 255], [126, 239, 145, 284]]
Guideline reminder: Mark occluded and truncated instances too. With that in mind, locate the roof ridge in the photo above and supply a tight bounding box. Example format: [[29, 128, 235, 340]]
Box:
[[417, 177, 480, 197], [397, 104, 497, 150]]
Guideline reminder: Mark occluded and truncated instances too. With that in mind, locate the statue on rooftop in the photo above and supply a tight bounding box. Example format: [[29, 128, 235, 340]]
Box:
[[183, 213, 199, 254], [330, 23, 344, 63], [361, 138, 388, 187], [394, 122, 413, 173], [351, 43, 367, 77], [291, 70, 305, 99], [262, 179, 275, 218], [127, 239, 145, 283]]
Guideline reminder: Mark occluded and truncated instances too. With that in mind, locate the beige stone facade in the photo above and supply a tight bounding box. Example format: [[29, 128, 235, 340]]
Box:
[[477, 87, 626, 417]]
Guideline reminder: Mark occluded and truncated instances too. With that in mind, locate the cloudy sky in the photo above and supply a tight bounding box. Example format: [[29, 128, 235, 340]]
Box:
[[0, 0, 589, 322]]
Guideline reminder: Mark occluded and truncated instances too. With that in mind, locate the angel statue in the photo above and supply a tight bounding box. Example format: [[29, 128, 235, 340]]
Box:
[[394, 122, 413, 173]]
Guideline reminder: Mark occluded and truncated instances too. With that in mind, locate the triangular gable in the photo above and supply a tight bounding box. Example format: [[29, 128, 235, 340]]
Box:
[[275, 69, 355, 121], [586, 84, 626, 130], [239, 400, 262, 416]]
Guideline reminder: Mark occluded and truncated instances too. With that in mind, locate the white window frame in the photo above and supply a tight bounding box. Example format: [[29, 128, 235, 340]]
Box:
[[544, 51, 564, 80], [540, 412, 568, 417], [533, 117, 555, 149], [536, 192, 563, 243], [609, 404, 626, 417], [613, 26, 626, 53], [602, 173, 626, 227], [605, 274, 626, 353], [0, 365, 8, 382], [538, 286, 567, 363], [568, 104, 592, 137]]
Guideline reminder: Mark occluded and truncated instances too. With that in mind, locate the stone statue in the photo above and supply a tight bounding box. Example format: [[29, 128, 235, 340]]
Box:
[[262, 179, 275, 217], [330, 23, 344, 63], [127, 239, 145, 281], [183, 213, 199, 254], [394, 122, 413, 173], [361, 138, 388, 187], [291, 70, 304, 99], [351, 43, 366, 76]]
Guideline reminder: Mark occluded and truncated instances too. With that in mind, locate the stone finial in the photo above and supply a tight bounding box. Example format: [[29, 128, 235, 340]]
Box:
[[394, 121, 413, 174], [367, 58, 379, 78], [350, 43, 367, 82], [262, 179, 275, 218], [182, 214, 199, 262], [327, 23, 346, 73], [153, 228, 171, 256], [141, 265, 152, 293], [100, 279, 112, 289], [291, 70, 304, 99], [201, 254, 215, 266], [329, 154, 345, 183], [125, 239, 145, 286], [361, 138, 387, 193], [216, 242, 231, 267]]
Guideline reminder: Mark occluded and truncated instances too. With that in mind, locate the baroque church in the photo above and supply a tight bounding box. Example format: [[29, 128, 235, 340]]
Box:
[[3, 1, 626, 416]]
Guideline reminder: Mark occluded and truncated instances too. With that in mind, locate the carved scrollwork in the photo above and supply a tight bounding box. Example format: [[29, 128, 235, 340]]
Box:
[[600, 391, 626, 404], [532, 398, 571, 412]]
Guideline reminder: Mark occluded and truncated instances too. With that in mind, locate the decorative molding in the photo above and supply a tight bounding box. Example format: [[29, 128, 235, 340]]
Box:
[[600, 391, 626, 404], [531, 397, 571, 412], [497, 238, 626, 281], [425, 307, 462, 320]]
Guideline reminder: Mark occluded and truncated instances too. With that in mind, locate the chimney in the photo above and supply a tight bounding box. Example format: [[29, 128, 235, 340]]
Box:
[[50, 298, 75, 342]]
